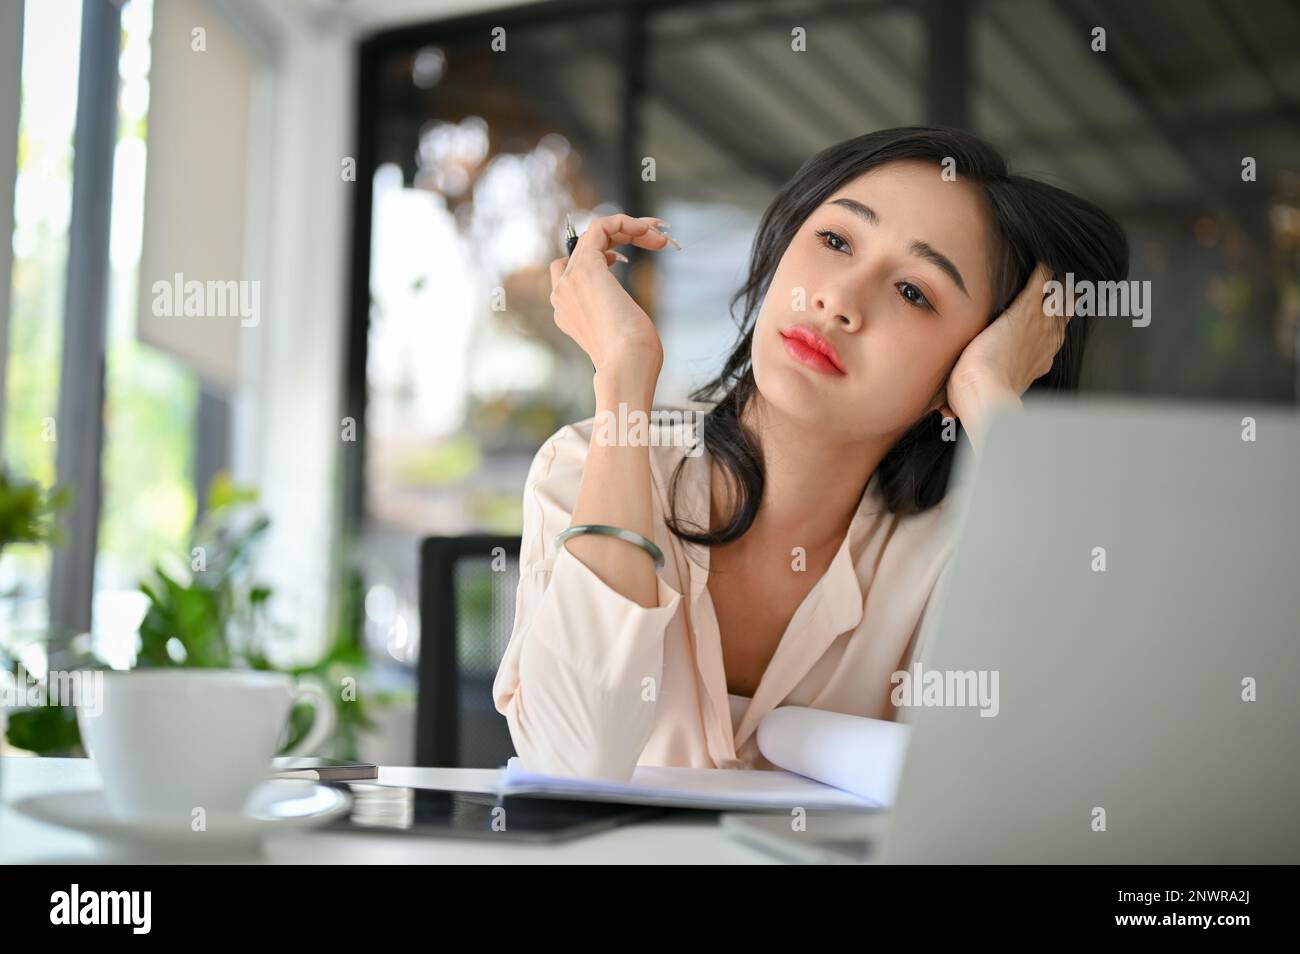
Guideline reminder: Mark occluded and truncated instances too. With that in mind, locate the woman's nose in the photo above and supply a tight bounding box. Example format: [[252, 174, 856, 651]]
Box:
[[812, 288, 864, 332]]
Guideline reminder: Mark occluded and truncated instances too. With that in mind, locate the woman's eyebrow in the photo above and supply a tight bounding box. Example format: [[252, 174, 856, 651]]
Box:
[[909, 240, 969, 298], [829, 197, 879, 225], [826, 198, 970, 298]]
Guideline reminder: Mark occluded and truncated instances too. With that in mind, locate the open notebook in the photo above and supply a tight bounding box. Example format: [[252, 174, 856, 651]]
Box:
[[495, 707, 909, 813]]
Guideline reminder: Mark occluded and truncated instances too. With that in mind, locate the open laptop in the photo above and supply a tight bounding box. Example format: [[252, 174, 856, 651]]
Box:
[[729, 396, 1300, 863]]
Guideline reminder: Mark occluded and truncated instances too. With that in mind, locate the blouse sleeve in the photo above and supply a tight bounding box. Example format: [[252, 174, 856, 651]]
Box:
[[491, 422, 686, 782]]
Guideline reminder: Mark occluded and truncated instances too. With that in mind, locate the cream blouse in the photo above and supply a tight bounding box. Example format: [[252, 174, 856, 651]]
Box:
[[492, 414, 957, 782]]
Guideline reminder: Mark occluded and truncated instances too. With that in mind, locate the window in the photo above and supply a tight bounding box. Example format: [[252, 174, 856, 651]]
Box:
[[2, 0, 83, 653], [1, 0, 198, 675]]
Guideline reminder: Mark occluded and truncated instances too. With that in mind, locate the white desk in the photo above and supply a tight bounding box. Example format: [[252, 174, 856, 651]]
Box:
[[0, 756, 777, 864]]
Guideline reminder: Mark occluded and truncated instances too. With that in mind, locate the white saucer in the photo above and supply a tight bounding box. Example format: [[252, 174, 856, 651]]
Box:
[[12, 779, 352, 852]]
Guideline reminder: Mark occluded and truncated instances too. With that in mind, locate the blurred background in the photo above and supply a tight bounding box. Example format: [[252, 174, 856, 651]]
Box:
[[1, 0, 1297, 763]]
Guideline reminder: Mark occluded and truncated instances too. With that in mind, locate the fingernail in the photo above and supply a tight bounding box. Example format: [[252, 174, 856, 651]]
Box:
[[663, 233, 682, 251], [612, 251, 629, 264]]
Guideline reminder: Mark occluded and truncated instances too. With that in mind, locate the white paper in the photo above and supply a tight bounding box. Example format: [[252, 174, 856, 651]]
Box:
[[498, 758, 877, 812], [755, 706, 910, 807], [496, 706, 910, 812]]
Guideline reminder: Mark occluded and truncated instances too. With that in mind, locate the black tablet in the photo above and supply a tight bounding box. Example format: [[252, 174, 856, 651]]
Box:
[[320, 782, 667, 843]]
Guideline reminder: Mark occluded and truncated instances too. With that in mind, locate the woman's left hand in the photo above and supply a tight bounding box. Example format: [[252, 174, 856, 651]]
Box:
[[937, 263, 1069, 452]]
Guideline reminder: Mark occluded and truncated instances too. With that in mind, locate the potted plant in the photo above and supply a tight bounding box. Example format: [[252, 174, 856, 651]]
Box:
[[4, 473, 376, 760]]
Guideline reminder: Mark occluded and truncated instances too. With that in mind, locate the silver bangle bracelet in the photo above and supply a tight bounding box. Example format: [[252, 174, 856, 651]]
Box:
[[555, 524, 665, 571]]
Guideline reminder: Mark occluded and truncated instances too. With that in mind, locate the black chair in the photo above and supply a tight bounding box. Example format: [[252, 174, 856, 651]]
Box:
[[414, 534, 522, 768]]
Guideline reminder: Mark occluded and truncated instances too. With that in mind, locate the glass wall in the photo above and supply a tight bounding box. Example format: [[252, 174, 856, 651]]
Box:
[[2, 0, 198, 678], [357, 8, 626, 674], [93, 0, 198, 668], [1, 0, 82, 653]]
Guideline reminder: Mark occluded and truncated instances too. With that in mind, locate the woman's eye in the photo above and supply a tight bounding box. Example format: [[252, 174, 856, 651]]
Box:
[[897, 282, 934, 311], [815, 228, 848, 253]]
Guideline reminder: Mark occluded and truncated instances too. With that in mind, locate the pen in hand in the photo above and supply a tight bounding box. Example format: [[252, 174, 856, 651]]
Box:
[[565, 215, 580, 257], [563, 214, 680, 261], [552, 212, 680, 381]]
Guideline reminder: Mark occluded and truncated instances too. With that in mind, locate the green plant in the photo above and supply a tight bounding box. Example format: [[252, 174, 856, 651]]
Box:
[[0, 466, 74, 752], [4, 473, 376, 758], [131, 472, 280, 668], [260, 559, 376, 760], [0, 465, 71, 556]]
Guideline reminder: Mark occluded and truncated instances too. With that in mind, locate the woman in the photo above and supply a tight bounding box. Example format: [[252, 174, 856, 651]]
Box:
[[493, 126, 1128, 782]]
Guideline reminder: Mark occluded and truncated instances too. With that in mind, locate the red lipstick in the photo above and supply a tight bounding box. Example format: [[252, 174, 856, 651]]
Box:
[[779, 324, 846, 375]]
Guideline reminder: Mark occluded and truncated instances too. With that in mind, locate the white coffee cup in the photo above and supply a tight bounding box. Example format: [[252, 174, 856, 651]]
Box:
[[76, 669, 337, 822]]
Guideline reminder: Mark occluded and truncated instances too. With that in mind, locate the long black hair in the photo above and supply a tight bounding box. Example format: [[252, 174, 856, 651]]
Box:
[[665, 125, 1129, 546]]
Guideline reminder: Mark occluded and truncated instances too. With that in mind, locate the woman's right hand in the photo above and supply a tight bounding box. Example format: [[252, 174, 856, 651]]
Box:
[[548, 213, 675, 378]]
